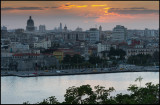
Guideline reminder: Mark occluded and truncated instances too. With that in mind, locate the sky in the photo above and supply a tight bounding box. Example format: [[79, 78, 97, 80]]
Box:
[[1, 1, 159, 30]]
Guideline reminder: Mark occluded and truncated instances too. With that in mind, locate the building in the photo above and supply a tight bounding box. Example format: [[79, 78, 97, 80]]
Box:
[[64, 25, 67, 32], [126, 48, 159, 57], [97, 42, 117, 53], [75, 27, 83, 32], [34, 40, 51, 49], [59, 23, 62, 32], [62, 31, 86, 41], [99, 25, 102, 40], [112, 25, 127, 42], [15, 29, 24, 34], [53, 48, 80, 62], [1, 26, 7, 31], [26, 16, 35, 32], [86, 28, 100, 44], [39, 25, 46, 33]]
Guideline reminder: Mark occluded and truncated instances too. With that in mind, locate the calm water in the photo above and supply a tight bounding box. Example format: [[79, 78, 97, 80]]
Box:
[[1, 72, 159, 104]]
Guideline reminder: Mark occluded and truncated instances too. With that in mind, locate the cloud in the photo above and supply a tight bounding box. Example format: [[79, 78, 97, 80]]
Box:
[[58, 3, 88, 10], [108, 8, 158, 14], [2, 7, 44, 11], [91, 5, 107, 7]]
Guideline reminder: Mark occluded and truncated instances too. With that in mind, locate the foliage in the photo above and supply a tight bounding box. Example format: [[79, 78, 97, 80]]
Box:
[[108, 47, 126, 60], [127, 54, 152, 66], [152, 51, 159, 63], [88, 55, 102, 64], [23, 81, 159, 104], [62, 54, 85, 65]]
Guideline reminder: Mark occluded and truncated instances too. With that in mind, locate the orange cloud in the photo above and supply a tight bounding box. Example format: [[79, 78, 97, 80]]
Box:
[[91, 5, 107, 7], [76, 5, 88, 8], [104, 7, 111, 14], [58, 4, 88, 10]]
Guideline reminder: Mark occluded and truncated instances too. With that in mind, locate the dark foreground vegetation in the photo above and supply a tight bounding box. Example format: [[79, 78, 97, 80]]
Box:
[[23, 77, 159, 104]]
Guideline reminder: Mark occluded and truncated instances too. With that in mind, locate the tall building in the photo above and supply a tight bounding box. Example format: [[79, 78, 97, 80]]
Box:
[[39, 25, 46, 33], [99, 25, 102, 40], [26, 16, 35, 32], [86, 28, 100, 44], [60, 23, 62, 32], [112, 25, 127, 42]]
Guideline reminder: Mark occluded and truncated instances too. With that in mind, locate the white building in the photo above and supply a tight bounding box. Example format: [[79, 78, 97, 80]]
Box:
[[112, 25, 127, 42], [97, 43, 117, 53], [34, 40, 51, 49], [39, 25, 46, 33]]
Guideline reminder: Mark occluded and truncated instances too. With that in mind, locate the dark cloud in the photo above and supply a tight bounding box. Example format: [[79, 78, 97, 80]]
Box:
[[108, 8, 159, 14], [124, 7, 147, 10], [44, 6, 58, 8], [2, 7, 44, 11]]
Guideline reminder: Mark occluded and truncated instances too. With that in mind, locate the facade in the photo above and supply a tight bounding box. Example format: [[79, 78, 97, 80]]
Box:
[[53, 48, 80, 62], [126, 48, 159, 57], [26, 16, 35, 32], [34, 40, 51, 49], [112, 25, 127, 42], [63, 31, 86, 41], [86, 28, 100, 44], [97, 43, 117, 53], [39, 25, 46, 33]]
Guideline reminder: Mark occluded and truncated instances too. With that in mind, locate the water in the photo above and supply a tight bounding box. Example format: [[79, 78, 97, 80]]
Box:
[[1, 72, 159, 104]]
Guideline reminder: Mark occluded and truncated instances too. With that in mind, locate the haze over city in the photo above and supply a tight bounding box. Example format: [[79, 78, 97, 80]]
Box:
[[1, 1, 159, 30]]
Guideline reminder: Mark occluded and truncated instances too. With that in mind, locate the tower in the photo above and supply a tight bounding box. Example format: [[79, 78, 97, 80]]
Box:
[[60, 23, 62, 32], [99, 25, 102, 40], [64, 24, 67, 32], [26, 16, 35, 32]]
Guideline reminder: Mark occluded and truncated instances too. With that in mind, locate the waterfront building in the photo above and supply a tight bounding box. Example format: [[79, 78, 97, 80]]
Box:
[[26, 16, 35, 32], [53, 48, 80, 62], [126, 48, 159, 57]]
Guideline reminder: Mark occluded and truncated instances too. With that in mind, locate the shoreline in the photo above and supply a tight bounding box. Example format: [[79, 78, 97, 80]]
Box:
[[1, 69, 159, 77]]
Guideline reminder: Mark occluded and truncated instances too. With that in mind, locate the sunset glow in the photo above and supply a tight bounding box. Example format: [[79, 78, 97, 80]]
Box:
[[1, 1, 159, 30]]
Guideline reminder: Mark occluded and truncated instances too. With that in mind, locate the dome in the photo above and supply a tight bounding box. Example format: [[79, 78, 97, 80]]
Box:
[[27, 16, 34, 26]]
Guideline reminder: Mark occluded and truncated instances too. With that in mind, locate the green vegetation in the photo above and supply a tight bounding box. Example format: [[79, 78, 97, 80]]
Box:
[[127, 54, 152, 66], [108, 47, 126, 60], [23, 77, 159, 104]]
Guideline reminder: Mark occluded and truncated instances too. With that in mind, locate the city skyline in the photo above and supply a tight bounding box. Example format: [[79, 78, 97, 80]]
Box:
[[1, 1, 159, 30]]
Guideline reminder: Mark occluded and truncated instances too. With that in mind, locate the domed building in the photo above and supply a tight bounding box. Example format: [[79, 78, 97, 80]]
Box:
[[26, 16, 35, 31]]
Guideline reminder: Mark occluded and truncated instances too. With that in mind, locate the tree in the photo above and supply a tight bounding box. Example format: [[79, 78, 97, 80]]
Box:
[[71, 54, 85, 64], [62, 54, 72, 64], [135, 76, 143, 87], [23, 81, 159, 104], [152, 51, 159, 63]]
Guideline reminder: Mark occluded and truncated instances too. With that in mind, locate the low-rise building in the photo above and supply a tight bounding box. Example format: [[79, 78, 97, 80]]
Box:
[[126, 48, 159, 57]]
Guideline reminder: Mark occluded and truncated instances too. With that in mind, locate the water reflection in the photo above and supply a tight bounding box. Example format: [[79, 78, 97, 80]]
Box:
[[1, 72, 159, 104]]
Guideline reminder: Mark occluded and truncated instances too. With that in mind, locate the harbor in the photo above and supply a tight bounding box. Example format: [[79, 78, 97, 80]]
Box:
[[1, 66, 159, 77]]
